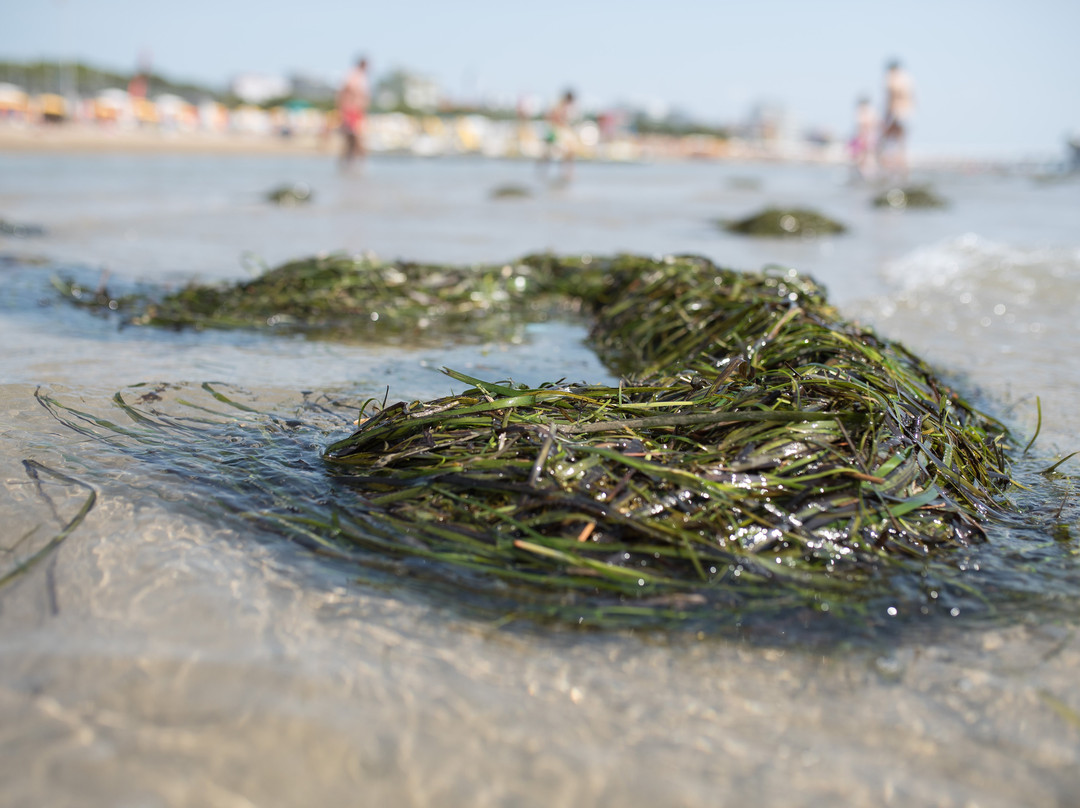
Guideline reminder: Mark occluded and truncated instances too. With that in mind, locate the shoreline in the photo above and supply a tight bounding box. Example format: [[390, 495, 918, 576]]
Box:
[[0, 123, 748, 163], [0, 124, 332, 156], [0, 123, 1061, 176]]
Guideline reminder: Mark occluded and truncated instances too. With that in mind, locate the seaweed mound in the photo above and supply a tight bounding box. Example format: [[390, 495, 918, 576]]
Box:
[[46, 253, 1027, 628], [872, 186, 946, 209], [316, 255, 1011, 621], [724, 207, 847, 237]]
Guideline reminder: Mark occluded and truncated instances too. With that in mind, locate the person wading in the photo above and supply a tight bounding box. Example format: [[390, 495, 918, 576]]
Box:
[[337, 57, 370, 169]]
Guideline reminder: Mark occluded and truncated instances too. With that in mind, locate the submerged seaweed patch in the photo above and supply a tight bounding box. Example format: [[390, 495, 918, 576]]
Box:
[[36, 252, 1072, 634], [0, 460, 96, 589]]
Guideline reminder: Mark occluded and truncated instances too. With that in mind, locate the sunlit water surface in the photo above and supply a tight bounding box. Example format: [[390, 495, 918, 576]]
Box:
[[1, 153, 1079, 806]]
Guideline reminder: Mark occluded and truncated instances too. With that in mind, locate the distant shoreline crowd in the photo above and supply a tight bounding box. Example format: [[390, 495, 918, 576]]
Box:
[[0, 83, 847, 164], [0, 85, 1067, 174]]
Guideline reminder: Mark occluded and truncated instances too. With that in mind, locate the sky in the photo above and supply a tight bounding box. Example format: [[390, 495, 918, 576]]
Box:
[[3, 0, 1078, 159]]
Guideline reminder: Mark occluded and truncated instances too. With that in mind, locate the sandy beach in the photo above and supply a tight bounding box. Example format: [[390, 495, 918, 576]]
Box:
[[0, 122, 332, 156], [0, 118, 807, 164]]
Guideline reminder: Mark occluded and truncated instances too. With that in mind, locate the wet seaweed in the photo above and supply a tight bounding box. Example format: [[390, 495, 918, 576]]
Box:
[[0, 460, 96, 589], [490, 184, 532, 200], [55, 252, 607, 341], [35, 252, 1069, 634], [321, 256, 1014, 617], [722, 208, 847, 237], [872, 185, 947, 210], [0, 218, 47, 238], [266, 183, 313, 205], [50, 273, 129, 314]]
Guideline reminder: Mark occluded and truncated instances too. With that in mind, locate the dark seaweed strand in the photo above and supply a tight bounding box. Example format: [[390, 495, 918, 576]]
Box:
[[0, 461, 97, 588]]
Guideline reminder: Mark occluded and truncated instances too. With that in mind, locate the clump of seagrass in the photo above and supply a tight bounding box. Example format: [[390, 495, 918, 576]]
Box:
[[50, 272, 125, 313], [490, 183, 532, 200], [724, 207, 847, 237], [320, 255, 1013, 617], [61, 252, 611, 341], [266, 183, 313, 205], [872, 185, 946, 210], [46, 251, 1020, 626]]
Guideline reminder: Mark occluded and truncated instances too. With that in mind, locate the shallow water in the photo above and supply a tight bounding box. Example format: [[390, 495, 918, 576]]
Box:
[[1, 153, 1079, 806]]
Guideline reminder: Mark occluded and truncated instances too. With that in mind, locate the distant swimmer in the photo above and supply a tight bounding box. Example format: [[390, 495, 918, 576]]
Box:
[[337, 57, 370, 169], [878, 59, 914, 180]]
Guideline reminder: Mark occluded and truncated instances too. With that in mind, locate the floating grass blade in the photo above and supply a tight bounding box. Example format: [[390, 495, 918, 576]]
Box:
[[1024, 396, 1042, 455], [0, 461, 96, 588], [1041, 452, 1079, 475]]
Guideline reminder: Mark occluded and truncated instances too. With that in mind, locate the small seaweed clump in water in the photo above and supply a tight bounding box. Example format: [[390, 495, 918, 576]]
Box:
[[872, 185, 946, 209], [490, 183, 532, 200], [43, 253, 1026, 630], [724, 207, 847, 237], [266, 183, 313, 205]]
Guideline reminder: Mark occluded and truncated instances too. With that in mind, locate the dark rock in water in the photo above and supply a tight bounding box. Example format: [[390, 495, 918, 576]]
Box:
[[266, 183, 313, 206], [872, 185, 946, 209], [0, 218, 47, 238], [490, 184, 532, 200], [723, 207, 847, 238]]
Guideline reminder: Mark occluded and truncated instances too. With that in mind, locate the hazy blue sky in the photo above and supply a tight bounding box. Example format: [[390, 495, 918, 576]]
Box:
[[4, 0, 1078, 158]]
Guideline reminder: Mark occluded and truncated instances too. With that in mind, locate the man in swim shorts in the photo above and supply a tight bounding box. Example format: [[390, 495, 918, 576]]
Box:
[[337, 57, 370, 168]]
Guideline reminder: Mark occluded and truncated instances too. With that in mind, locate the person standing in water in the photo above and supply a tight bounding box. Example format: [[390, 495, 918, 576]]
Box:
[[878, 60, 914, 180], [337, 57, 370, 169], [538, 89, 577, 184], [850, 95, 878, 180]]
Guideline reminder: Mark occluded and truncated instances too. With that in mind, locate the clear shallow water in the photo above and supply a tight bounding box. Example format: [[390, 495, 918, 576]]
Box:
[[1, 153, 1079, 806]]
